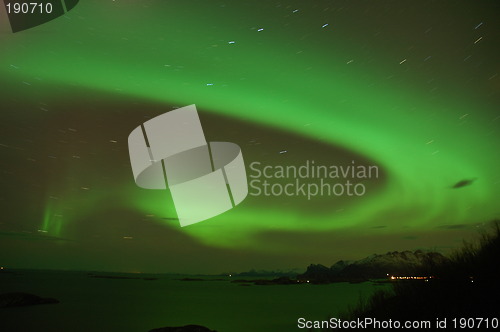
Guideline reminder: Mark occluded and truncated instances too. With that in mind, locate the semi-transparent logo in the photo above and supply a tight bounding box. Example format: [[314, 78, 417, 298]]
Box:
[[128, 105, 248, 227]]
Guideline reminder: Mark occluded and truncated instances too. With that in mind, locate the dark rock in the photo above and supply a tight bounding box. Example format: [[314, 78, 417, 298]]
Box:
[[0, 292, 59, 308], [230, 279, 252, 283], [149, 325, 216, 332], [233, 268, 302, 277], [254, 276, 296, 285], [232, 276, 298, 285]]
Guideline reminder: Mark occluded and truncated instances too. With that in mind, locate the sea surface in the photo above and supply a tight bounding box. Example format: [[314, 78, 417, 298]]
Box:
[[0, 270, 390, 331]]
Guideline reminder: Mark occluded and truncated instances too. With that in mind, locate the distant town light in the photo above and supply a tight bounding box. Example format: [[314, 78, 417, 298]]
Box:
[[389, 275, 434, 280]]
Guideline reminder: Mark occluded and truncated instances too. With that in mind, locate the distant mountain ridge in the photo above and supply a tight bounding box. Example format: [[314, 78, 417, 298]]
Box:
[[298, 250, 448, 283], [232, 268, 304, 277]]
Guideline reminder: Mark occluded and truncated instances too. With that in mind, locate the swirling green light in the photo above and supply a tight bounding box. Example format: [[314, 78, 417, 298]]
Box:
[[0, 0, 498, 252]]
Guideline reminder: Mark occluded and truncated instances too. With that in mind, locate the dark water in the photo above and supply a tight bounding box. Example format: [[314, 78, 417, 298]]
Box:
[[0, 270, 389, 331]]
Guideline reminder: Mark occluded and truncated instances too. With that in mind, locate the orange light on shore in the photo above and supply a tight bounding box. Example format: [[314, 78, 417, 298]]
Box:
[[389, 275, 434, 280]]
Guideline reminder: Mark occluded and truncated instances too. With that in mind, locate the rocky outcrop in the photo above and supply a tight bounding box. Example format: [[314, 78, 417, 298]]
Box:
[[253, 276, 296, 285], [231, 276, 297, 286], [0, 292, 59, 308]]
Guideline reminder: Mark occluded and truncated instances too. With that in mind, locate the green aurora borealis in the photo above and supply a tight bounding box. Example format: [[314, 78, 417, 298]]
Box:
[[0, 0, 499, 273]]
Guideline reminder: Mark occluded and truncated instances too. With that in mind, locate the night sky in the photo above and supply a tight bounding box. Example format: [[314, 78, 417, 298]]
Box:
[[0, 0, 499, 274]]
